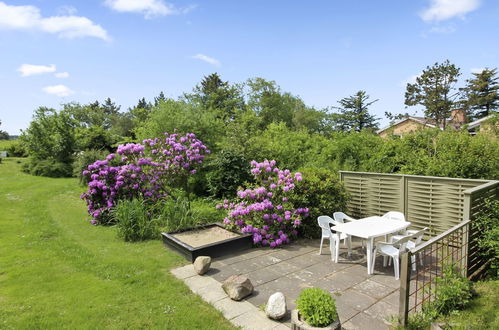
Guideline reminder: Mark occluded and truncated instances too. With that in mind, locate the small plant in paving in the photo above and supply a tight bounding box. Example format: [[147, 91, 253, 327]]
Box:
[[296, 287, 338, 327], [218, 159, 308, 247]]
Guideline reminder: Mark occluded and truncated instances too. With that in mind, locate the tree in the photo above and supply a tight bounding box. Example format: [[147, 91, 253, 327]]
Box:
[[331, 91, 379, 132], [246, 77, 308, 129], [384, 111, 410, 125], [460, 68, 499, 119], [187, 73, 245, 121], [154, 91, 167, 106], [0, 120, 9, 140], [405, 60, 461, 129]]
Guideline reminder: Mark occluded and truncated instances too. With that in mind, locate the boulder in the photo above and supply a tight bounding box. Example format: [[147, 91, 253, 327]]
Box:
[[222, 275, 253, 301], [265, 292, 286, 320], [193, 256, 211, 275]]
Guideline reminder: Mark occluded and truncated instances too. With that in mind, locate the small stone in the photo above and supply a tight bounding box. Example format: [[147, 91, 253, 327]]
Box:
[[222, 275, 254, 301], [265, 292, 286, 320], [193, 256, 211, 275]]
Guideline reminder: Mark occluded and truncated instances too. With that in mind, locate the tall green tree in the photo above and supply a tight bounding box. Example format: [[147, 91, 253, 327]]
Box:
[[154, 91, 167, 106], [460, 68, 499, 119], [246, 78, 315, 130], [331, 90, 379, 132], [405, 60, 461, 129], [187, 73, 244, 121], [0, 119, 9, 140]]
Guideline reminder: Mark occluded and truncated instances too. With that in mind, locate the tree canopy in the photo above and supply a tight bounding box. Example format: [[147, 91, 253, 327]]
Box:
[[405, 60, 461, 129], [331, 90, 379, 132], [460, 68, 499, 120]]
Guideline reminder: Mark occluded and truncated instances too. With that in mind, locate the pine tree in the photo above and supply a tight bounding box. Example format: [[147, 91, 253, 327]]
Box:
[[460, 68, 499, 119], [331, 91, 379, 132], [154, 91, 167, 106], [405, 60, 460, 129]]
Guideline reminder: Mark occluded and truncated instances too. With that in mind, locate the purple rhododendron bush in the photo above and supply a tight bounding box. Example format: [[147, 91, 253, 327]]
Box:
[[218, 160, 308, 247], [81, 132, 209, 224]]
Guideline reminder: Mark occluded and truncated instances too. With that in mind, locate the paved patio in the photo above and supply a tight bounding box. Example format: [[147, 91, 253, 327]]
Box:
[[172, 239, 401, 329]]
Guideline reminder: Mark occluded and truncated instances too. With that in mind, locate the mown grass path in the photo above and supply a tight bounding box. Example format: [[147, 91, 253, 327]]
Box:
[[0, 158, 234, 329]]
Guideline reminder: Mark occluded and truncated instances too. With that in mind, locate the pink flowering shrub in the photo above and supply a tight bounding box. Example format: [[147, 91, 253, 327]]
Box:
[[217, 160, 308, 247], [81, 133, 209, 224]]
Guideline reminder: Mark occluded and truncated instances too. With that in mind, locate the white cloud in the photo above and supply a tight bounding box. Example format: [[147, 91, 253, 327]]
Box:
[[0, 2, 109, 40], [57, 5, 77, 16], [470, 67, 484, 74], [429, 24, 457, 34], [420, 0, 480, 22], [191, 54, 220, 67], [55, 72, 70, 78], [104, 0, 173, 18], [104, 0, 196, 19], [42, 85, 74, 97], [18, 64, 56, 77]]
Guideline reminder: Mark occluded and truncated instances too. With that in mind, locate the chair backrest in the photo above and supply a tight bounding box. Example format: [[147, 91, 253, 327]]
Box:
[[391, 233, 414, 253], [317, 216, 334, 237], [413, 227, 428, 246], [333, 212, 356, 223], [382, 211, 406, 222]]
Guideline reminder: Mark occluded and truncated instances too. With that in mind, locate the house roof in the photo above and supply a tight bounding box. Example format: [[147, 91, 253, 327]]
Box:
[[376, 116, 437, 134]]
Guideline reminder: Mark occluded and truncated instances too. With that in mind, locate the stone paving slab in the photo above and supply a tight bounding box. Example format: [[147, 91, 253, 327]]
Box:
[[171, 239, 400, 329]]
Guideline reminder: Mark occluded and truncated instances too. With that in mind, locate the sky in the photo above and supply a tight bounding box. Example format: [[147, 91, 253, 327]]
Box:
[[1, 0, 498, 135]]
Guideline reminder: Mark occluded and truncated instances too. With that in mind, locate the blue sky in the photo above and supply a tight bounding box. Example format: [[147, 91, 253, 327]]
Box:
[[1, 0, 498, 134]]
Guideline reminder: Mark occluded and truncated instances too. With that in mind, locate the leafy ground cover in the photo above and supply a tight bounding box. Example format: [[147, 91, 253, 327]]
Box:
[[0, 158, 234, 329], [436, 280, 499, 329]]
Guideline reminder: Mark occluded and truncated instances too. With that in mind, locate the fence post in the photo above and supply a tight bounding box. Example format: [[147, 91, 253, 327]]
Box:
[[399, 251, 411, 327], [463, 192, 472, 278]]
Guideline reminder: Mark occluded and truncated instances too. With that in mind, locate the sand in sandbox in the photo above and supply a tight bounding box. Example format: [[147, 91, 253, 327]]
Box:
[[171, 226, 240, 248]]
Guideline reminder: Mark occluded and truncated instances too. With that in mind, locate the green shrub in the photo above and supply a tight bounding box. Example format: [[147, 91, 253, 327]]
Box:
[[473, 199, 499, 278], [23, 158, 73, 177], [423, 265, 473, 318], [6, 140, 27, 157], [190, 199, 225, 223], [206, 150, 252, 198], [157, 197, 202, 232], [288, 168, 349, 238], [112, 199, 158, 242], [296, 288, 337, 327], [72, 149, 109, 184]]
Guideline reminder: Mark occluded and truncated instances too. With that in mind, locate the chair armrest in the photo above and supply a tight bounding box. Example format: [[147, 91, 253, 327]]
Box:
[[375, 241, 393, 248]]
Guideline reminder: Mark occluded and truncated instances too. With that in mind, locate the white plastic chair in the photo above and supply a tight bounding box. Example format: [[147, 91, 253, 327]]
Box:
[[381, 211, 406, 221], [333, 212, 356, 223], [333, 212, 364, 248], [317, 216, 351, 260], [371, 233, 415, 280], [390, 227, 428, 270]]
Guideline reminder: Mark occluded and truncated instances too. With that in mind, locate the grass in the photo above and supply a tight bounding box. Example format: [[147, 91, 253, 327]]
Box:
[[0, 158, 235, 329], [436, 280, 499, 329]]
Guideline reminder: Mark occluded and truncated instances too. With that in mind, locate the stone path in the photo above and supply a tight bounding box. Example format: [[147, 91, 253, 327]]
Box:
[[171, 239, 401, 329]]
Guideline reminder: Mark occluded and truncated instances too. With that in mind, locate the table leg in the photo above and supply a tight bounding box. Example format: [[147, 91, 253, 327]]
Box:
[[329, 235, 335, 261], [366, 238, 373, 275], [335, 233, 340, 263]]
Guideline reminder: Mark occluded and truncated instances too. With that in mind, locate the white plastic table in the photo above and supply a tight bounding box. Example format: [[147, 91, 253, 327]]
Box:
[[330, 216, 411, 274]]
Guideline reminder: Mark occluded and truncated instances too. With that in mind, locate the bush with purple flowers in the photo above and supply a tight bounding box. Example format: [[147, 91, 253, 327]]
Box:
[[217, 160, 308, 247], [80, 132, 209, 224]]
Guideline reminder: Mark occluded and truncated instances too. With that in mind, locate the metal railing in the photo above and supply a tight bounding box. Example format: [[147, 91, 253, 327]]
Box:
[[399, 220, 470, 326]]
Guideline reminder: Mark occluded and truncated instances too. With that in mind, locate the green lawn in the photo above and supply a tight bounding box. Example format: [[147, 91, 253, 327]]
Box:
[[436, 280, 499, 329], [0, 158, 235, 329]]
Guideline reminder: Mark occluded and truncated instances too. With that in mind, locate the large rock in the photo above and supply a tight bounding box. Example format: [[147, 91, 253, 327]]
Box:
[[222, 275, 253, 301], [265, 292, 286, 320], [193, 256, 211, 275]]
